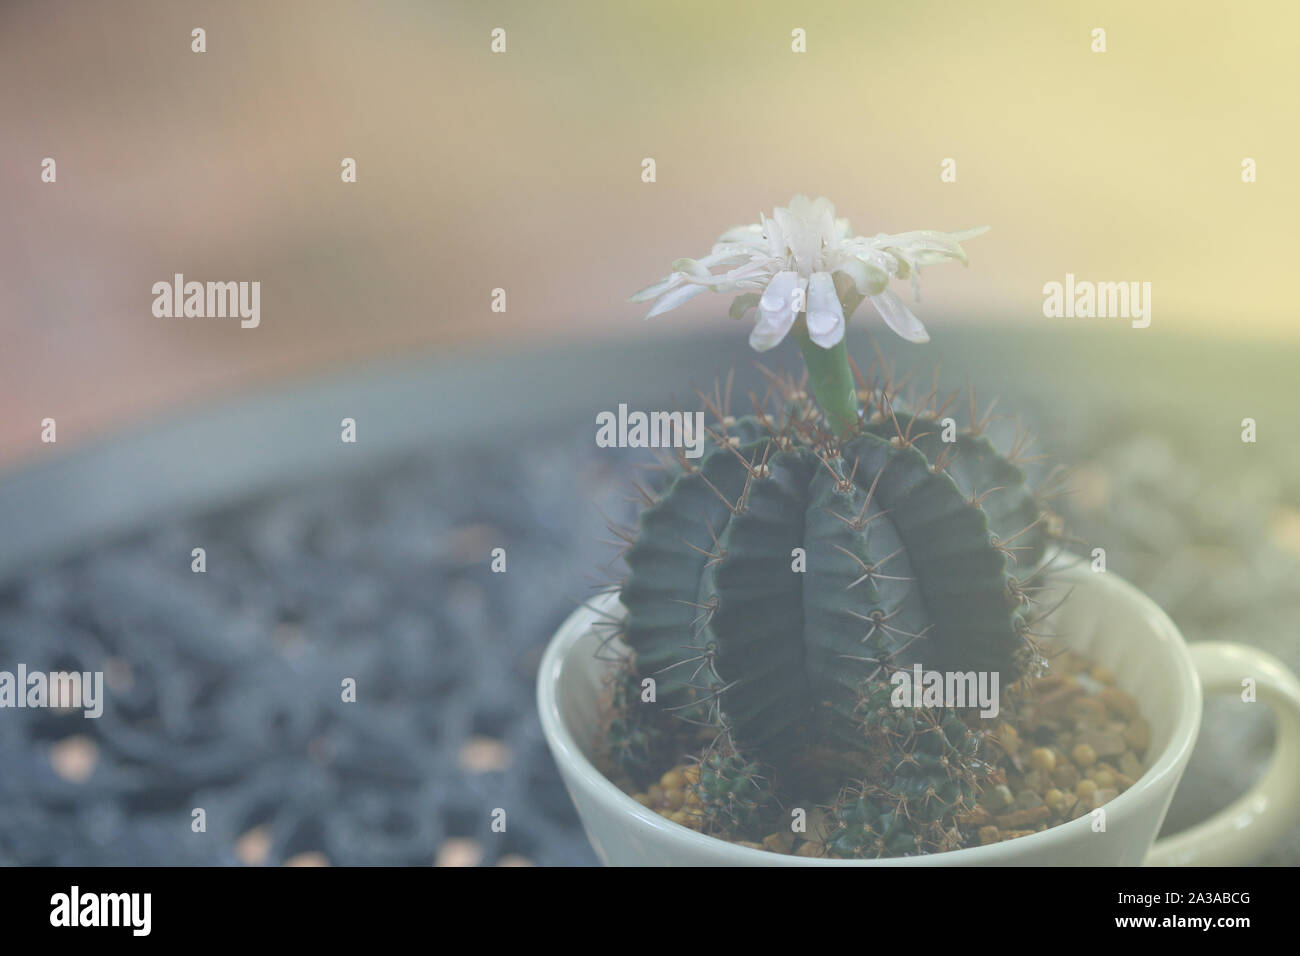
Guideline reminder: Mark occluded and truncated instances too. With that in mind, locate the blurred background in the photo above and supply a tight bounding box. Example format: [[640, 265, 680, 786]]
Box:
[[1, 0, 1297, 865]]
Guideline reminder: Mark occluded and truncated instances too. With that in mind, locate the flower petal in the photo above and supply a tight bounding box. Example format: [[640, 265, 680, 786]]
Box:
[[773, 204, 823, 274], [875, 227, 988, 267], [749, 270, 804, 351], [716, 223, 764, 244], [629, 273, 683, 303], [644, 281, 707, 318], [671, 258, 713, 278], [832, 256, 889, 296], [804, 272, 845, 348], [678, 261, 771, 292], [869, 289, 930, 343], [758, 270, 804, 314], [705, 243, 761, 263], [748, 317, 793, 351]]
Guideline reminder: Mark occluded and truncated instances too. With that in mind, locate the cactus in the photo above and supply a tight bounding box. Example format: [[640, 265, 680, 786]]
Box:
[[692, 750, 782, 837], [824, 678, 990, 857], [612, 377, 1060, 855], [612, 197, 1064, 856], [603, 666, 677, 789]]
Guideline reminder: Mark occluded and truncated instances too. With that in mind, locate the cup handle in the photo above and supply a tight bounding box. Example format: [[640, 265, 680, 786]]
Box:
[[1145, 641, 1300, 866]]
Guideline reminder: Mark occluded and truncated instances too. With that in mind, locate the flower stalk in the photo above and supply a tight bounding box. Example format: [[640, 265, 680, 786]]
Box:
[[795, 330, 858, 436]]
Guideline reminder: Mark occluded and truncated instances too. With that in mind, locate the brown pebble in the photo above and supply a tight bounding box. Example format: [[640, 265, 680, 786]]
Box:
[[978, 825, 1001, 845], [793, 841, 824, 857], [805, 808, 834, 843], [283, 852, 329, 867], [1052, 764, 1080, 789], [1119, 751, 1143, 778], [1021, 770, 1049, 793], [1067, 697, 1107, 725], [984, 784, 1015, 808], [1015, 789, 1044, 809], [1024, 749, 1055, 775], [1035, 675, 1070, 693], [996, 723, 1021, 756], [1076, 728, 1127, 757], [1125, 718, 1151, 751], [1091, 787, 1119, 808], [763, 831, 795, 854], [1000, 828, 1036, 841], [1035, 684, 1085, 717], [996, 805, 1051, 828], [1098, 687, 1139, 720], [957, 807, 994, 826], [660, 769, 686, 790], [1072, 743, 1098, 767]]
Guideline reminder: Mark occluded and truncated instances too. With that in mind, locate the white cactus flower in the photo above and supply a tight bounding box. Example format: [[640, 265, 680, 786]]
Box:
[[631, 195, 988, 351]]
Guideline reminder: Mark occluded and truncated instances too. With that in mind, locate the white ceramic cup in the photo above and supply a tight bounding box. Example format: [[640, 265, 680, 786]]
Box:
[[538, 561, 1300, 865]]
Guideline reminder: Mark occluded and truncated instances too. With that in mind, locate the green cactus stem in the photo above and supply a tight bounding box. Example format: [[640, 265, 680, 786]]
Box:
[[612, 375, 1062, 855], [622, 390, 1052, 765], [692, 750, 781, 839], [603, 666, 681, 789]]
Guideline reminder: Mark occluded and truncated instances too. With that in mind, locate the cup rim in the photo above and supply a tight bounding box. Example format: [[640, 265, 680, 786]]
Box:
[[537, 562, 1201, 865]]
